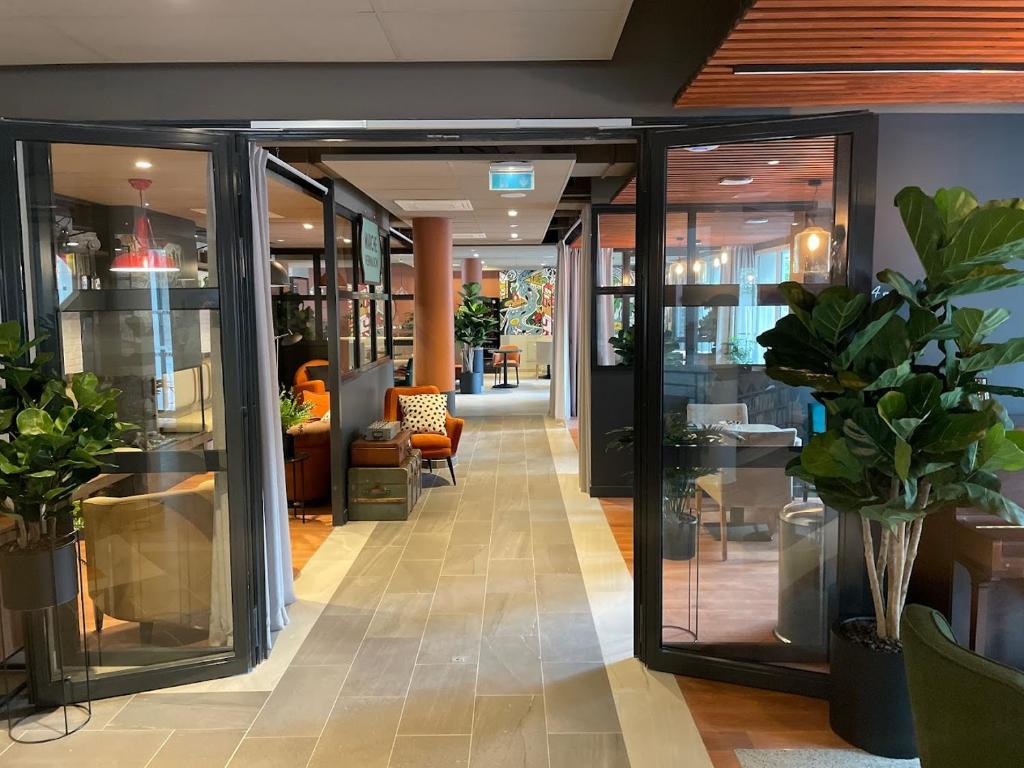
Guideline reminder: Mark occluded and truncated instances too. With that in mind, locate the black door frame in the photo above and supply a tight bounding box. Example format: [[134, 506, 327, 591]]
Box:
[[634, 112, 878, 698], [0, 120, 263, 702]]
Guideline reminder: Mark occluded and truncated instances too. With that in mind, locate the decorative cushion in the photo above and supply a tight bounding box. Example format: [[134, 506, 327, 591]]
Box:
[[398, 393, 448, 436]]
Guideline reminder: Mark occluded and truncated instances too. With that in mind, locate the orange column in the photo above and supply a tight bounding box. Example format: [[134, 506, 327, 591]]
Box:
[[461, 257, 483, 285], [413, 217, 455, 393]]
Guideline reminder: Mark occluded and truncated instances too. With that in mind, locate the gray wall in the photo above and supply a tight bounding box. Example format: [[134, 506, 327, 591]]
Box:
[[873, 114, 1024, 407]]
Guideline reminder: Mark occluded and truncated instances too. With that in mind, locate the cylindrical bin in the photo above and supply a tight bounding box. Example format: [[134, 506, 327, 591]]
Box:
[[775, 500, 827, 653]]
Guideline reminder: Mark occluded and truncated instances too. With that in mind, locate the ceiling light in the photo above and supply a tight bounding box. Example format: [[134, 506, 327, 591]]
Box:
[[792, 221, 800, 226], [67, 241, 79, 247], [507, 209, 518, 217], [732, 62, 1024, 76], [720, 250, 728, 264], [767, 160, 781, 166], [510, 233, 519, 239], [395, 199, 473, 212], [685, 145, 719, 153], [134, 160, 152, 170], [746, 218, 769, 225], [719, 176, 754, 186], [693, 261, 703, 274], [453, 233, 487, 240], [501, 192, 527, 199], [672, 261, 685, 276], [509, 223, 519, 228], [713, 257, 721, 268], [343, 238, 352, 244], [276, 239, 286, 243], [303, 223, 314, 230]]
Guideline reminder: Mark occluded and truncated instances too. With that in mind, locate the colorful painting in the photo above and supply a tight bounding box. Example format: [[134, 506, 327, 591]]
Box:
[[499, 268, 556, 335]]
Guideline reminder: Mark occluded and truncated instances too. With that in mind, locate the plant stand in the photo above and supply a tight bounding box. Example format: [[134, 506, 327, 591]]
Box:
[[663, 500, 701, 644], [0, 535, 92, 743]]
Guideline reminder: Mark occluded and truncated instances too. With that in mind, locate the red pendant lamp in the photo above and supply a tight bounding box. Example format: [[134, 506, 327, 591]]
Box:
[[109, 178, 180, 273]]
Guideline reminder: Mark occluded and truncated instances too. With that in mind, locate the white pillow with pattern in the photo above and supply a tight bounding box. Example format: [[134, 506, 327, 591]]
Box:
[[398, 393, 448, 436]]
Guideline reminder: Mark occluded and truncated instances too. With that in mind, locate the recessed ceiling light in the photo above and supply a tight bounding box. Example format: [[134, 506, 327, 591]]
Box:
[[510, 233, 520, 239], [453, 233, 487, 240], [396, 199, 473, 212], [144, 202, 150, 207], [745, 217, 769, 225], [508, 209, 518, 217], [134, 160, 152, 169], [276, 239, 286, 243], [343, 238, 352, 244], [303, 223, 314, 230], [685, 145, 719, 153], [67, 241, 79, 247], [509, 223, 519, 228], [719, 176, 754, 186], [792, 221, 800, 226], [501, 192, 526, 199], [767, 160, 781, 166]]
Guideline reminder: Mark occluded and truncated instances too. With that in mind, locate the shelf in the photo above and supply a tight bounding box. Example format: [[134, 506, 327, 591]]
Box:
[[61, 288, 220, 313]]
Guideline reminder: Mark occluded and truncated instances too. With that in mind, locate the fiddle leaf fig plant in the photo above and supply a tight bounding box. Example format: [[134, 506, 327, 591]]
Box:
[[454, 282, 497, 374], [757, 187, 1024, 643], [0, 321, 133, 549]]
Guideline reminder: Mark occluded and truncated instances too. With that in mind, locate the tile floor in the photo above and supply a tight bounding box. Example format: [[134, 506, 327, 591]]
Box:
[[0, 416, 712, 768]]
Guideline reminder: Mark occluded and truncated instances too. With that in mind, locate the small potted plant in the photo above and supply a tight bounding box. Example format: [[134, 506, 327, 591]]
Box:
[[454, 282, 497, 394], [279, 389, 312, 459], [757, 186, 1024, 758], [0, 321, 132, 611], [608, 325, 635, 367]]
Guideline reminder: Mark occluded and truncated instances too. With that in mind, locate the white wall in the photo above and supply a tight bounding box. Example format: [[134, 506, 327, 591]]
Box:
[[873, 114, 1024, 411]]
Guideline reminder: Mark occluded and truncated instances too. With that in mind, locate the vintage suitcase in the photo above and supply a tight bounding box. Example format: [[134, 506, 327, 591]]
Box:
[[350, 429, 412, 468], [348, 449, 422, 521]]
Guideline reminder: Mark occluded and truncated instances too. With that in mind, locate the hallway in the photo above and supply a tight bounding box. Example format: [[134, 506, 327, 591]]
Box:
[[0, 418, 708, 768]]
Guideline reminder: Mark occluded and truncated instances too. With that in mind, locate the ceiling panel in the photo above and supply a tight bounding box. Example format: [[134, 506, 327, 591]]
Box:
[[0, 0, 632, 65], [323, 155, 575, 245], [676, 0, 1024, 108]]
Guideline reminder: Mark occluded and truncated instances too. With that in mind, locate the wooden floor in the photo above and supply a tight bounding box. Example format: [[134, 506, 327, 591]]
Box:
[[288, 505, 333, 577], [597, 495, 850, 767]]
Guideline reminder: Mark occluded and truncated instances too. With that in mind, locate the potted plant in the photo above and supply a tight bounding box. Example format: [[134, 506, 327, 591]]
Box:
[[611, 416, 732, 560], [757, 186, 1024, 758], [0, 321, 132, 611], [608, 325, 635, 366], [279, 389, 312, 459], [454, 282, 497, 394]]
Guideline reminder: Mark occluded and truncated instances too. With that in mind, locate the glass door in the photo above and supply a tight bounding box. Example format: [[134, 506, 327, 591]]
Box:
[[0, 122, 260, 702], [636, 115, 878, 696]]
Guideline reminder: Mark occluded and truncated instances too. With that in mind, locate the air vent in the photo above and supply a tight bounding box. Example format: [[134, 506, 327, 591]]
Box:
[[395, 199, 474, 212], [452, 233, 488, 240]]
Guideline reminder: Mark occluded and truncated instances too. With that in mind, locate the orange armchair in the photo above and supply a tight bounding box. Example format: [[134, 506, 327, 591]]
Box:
[[293, 359, 329, 396], [384, 385, 464, 485]]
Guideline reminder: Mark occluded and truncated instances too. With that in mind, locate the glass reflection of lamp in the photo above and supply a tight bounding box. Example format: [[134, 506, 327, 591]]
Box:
[[791, 179, 831, 284], [110, 178, 180, 273]]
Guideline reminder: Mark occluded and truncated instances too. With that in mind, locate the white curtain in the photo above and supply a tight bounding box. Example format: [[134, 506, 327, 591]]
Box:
[[576, 207, 593, 493], [249, 145, 295, 648], [549, 239, 580, 421]]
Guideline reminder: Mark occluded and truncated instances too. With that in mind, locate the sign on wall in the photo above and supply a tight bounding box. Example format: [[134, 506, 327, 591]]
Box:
[[359, 216, 382, 285]]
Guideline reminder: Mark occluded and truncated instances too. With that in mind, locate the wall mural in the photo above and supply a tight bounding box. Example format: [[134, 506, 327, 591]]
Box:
[[499, 268, 556, 335]]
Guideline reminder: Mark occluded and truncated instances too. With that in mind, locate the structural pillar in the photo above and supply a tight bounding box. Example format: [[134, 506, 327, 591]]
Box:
[[461, 256, 483, 286], [412, 217, 455, 395]]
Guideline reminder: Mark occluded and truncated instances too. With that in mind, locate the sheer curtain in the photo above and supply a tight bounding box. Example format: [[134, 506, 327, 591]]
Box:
[[249, 145, 295, 649], [549, 238, 580, 421], [576, 207, 593, 493]]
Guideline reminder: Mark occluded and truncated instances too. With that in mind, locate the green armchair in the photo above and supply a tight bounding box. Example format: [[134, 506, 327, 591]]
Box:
[[903, 604, 1024, 768]]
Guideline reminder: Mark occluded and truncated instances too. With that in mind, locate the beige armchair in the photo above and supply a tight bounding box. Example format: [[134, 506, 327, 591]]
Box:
[[696, 428, 798, 561], [81, 480, 216, 643], [687, 402, 749, 426]]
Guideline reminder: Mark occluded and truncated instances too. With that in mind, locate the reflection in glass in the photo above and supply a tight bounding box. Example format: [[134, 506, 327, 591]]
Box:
[[596, 294, 634, 367]]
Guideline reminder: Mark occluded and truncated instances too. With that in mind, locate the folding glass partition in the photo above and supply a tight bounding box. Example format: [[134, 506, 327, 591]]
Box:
[[637, 115, 877, 696], [0, 123, 259, 702]]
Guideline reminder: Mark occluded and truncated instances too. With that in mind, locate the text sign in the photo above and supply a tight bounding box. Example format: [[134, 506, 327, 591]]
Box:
[[488, 170, 534, 192], [359, 216, 382, 285]]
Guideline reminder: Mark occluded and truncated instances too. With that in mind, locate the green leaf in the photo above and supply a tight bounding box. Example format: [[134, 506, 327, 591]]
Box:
[[863, 361, 912, 391], [933, 187, 979, 235], [860, 500, 922, 529], [811, 292, 869, 346], [961, 339, 1024, 372], [895, 437, 912, 481], [16, 408, 54, 436], [907, 306, 942, 344], [801, 432, 863, 482], [763, 367, 843, 393], [71, 372, 101, 407], [917, 410, 998, 454], [835, 309, 897, 369], [778, 282, 817, 330], [876, 269, 921, 306], [877, 391, 907, 428], [900, 374, 942, 418], [938, 482, 1024, 526], [0, 407, 15, 432], [933, 205, 1024, 278], [26, 469, 56, 479], [895, 187, 944, 273], [844, 410, 894, 467], [930, 266, 1024, 304], [952, 307, 1010, 353], [977, 424, 1024, 473], [0, 322, 22, 358]]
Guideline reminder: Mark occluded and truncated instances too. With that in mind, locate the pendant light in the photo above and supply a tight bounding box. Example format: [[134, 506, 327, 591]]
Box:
[[109, 178, 180, 273], [792, 179, 831, 283]]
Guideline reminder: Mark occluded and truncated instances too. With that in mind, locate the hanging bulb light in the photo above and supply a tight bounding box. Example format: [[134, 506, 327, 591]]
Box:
[[792, 178, 831, 283], [109, 178, 180, 273]]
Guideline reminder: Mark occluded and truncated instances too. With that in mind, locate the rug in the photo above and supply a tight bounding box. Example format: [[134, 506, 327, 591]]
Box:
[[735, 749, 920, 768]]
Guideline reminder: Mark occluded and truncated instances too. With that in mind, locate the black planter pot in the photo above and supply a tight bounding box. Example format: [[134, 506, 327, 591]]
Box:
[[829, 619, 917, 759], [0, 533, 80, 612], [663, 513, 698, 561], [283, 431, 296, 460]]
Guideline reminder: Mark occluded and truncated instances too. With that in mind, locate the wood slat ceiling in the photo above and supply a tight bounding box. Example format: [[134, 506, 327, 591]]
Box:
[[615, 136, 835, 205], [676, 1, 1024, 108], [595, 210, 805, 249]]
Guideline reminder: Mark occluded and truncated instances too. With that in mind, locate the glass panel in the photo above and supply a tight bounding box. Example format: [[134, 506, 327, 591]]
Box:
[[391, 247, 415, 371], [658, 136, 842, 673], [336, 216, 354, 292], [374, 298, 387, 361], [596, 294, 635, 367], [339, 300, 356, 374], [357, 298, 372, 365], [596, 212, 636, 287], [27, 142, 235, 683]]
